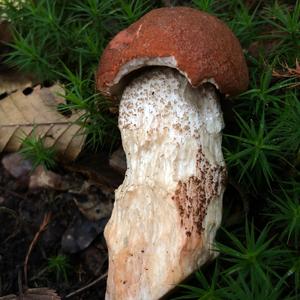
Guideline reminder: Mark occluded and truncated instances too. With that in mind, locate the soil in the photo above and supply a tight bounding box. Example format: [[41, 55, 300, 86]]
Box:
[[0, 148, 245, 300], [0, 152, 122, 300]]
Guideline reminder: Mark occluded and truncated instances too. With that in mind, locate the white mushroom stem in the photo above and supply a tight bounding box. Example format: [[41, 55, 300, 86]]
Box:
[[105, 68, 227, 300]]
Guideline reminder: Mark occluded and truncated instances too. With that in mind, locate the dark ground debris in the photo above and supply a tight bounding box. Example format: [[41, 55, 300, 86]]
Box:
[[0, 152, 123, 299]]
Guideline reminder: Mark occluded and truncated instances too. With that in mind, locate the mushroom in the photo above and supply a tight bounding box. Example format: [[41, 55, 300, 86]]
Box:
[[96, 7, 248, 300]]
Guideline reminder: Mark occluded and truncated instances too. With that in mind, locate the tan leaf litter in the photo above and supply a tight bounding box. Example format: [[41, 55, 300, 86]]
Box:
[[0, 84, 86, 161], [272, 59, 300, 87], [0, 71, 33, 95], [0, 287, 61, 300]]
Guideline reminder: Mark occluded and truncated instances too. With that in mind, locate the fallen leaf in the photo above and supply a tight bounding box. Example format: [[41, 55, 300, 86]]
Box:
[[64, 153, 124, 192], [0, 84, 86, 161], [62, 213, 109, 254], [272, 59, 300, 87], [0, 287, 61, 300], [1, 153, 32, 179], [81, 244, 107, 276], [0, 70, 33, 95], [109, 146, 126, 175], [29, 165, 69, 191], [22, 288, 61, 300], [73, 181, 113, 221], [0, 296, 15, 300], [1, 152, 32, 188]]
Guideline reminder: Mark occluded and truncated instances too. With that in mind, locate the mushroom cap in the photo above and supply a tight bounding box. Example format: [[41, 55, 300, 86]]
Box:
[[96, 7, 249, 99]]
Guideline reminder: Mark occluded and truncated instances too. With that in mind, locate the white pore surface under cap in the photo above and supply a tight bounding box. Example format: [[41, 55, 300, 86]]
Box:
[[104, 68, 226, 300]]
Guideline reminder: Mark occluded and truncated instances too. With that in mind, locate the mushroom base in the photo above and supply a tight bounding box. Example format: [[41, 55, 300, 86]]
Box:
[[104, 68, 227, 300]]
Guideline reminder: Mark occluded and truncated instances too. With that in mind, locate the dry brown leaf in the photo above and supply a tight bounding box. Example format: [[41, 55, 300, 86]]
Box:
[[73, 181, 113, 221], [64, 153, 124, 192], [0, 295, 16, 300], [2, 153, 32, 179], [272, 59, 300, 87], [0, 84, 86, 161], [0, 71, 33, 95], [109, 146, 126, 175], [0, 287, 61, 300], [29, 165, 69, 191], [22, 287, 61, 300]]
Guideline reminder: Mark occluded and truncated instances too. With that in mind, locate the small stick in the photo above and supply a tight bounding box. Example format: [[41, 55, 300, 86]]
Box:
[[65, 272, 108, 298], [23, 212, 52, 287]]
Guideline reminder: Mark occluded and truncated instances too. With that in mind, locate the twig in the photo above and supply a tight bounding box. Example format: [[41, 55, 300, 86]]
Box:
[[65, 272, 108, 298], [28, 266, 48, 282], [23, 212, 52, 287]]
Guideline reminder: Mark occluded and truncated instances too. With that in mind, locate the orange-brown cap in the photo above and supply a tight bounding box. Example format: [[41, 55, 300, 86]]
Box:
[[96, 7, 249, 99]]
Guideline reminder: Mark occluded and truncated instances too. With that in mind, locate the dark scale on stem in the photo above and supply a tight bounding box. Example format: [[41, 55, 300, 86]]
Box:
[[172, 147, 227, 236]]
